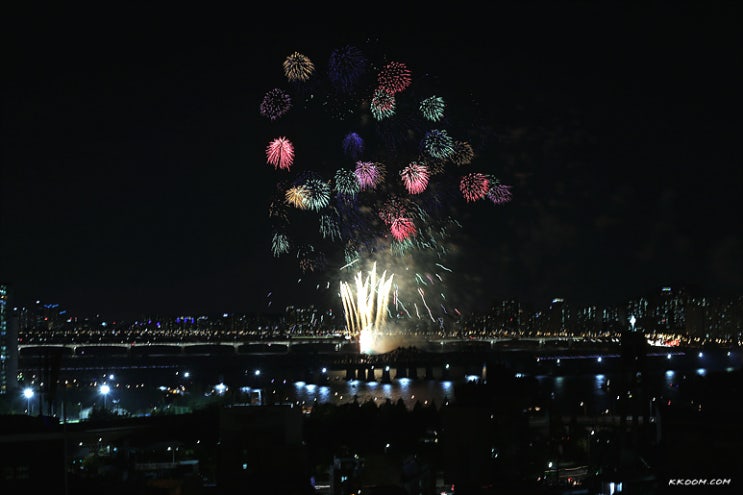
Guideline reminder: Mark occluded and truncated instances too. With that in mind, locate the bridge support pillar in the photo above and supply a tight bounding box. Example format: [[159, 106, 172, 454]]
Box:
[[366, 367, 376, 382], [408, 366, 418, 379], [318, 369, 330, 384], [425, 366, 434, 380], [345, 368, 356, 381], [441, 366, 450, 380], [305, 369, 316, 384], [381, 367, 392, 383], [395, 365, 408, 379]]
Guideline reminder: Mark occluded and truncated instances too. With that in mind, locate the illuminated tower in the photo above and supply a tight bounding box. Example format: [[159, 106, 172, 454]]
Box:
[[1, 284, 19, 394]]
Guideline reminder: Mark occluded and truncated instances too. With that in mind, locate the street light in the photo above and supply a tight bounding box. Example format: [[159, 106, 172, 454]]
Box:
[[100, 383, 111, 409], [23, 387, 34, 415]]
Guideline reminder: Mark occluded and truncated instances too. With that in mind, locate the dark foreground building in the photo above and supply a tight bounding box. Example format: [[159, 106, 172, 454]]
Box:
[[0, 404, 315, 494]]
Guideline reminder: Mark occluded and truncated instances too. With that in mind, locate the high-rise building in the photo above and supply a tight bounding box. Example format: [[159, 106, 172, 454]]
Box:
[[489, 299, 523, 334], [574, 305, 600, 335], [545, 298, 572, 335], [1, 284, 20, 394], [651, 286, 688, 333]]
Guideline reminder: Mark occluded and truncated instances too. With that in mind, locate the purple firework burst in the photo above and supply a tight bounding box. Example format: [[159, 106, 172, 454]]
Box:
[[260, 88, 292, 121]]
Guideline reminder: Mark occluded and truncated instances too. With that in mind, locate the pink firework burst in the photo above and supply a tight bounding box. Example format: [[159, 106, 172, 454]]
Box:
[[266, 137, 295, 171], [354, 161, 383, 190], [459, 172, 490, 202], [400, 162, 430, 194], [377, 61, 412, 94], [390, 217, 416, 241]]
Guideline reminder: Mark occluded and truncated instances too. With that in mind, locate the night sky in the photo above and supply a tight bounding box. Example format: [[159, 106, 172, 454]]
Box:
[[2, 3, 741, 320]]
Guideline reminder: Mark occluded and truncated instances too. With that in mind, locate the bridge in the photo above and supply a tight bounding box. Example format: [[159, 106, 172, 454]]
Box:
[[17, 336, 607, 357]]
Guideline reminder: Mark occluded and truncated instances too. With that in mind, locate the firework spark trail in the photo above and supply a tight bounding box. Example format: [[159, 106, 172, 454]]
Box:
[[339, 284, 356, 333], [435, 263, 452, 272], [390, 284, 414, 319], [339, 258, 360, 271], [418, 287, 435, 321], [397, 301, 412, 318], [374, 272, 393, 335]]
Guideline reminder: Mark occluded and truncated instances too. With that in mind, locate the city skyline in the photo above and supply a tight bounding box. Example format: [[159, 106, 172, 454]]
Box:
[[2, 3, 741, 321], [8, 282, 740, 330]]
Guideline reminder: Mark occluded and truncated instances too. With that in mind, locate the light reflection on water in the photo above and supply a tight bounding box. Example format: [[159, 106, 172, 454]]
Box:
[[53, 368, 699, 417], [287, 376, 453, 409], [25, 350, 739, 416]]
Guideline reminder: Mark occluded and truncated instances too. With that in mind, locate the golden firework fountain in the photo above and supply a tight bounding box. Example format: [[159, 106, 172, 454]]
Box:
[[339, 263, 394, 354]]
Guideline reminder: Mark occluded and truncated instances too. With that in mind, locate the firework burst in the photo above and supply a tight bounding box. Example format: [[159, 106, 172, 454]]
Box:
[[459, 172, 490, 202], [272, 232, 290, 257], [422, 129, 455, 159], [420, 95, 445, 121], [333, 168, 361, 197], [400, 162, 430, 194], [328, 45, 368, 93], [378, 196, 409, 226], [303, 178, 331, 211], [487, 182, 513, 204], [342, 132, 364, 160], [377, 61, 412, 94], [266, 137, 295, 171], [285, 185, 310, 209], [370, 89, 396, 121], [259, 88, 292, 121], [320, 213, 342, 241], [283, 51, 315, 82], [390, 217, 417, 241], [450, 140, 475, 166], [354, 161, 385, 190]]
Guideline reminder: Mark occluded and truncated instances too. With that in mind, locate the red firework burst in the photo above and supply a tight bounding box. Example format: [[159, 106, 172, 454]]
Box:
[[459, 172, 490, 202], [390, 217, 416, 241], [377, 61, 412, 94]]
